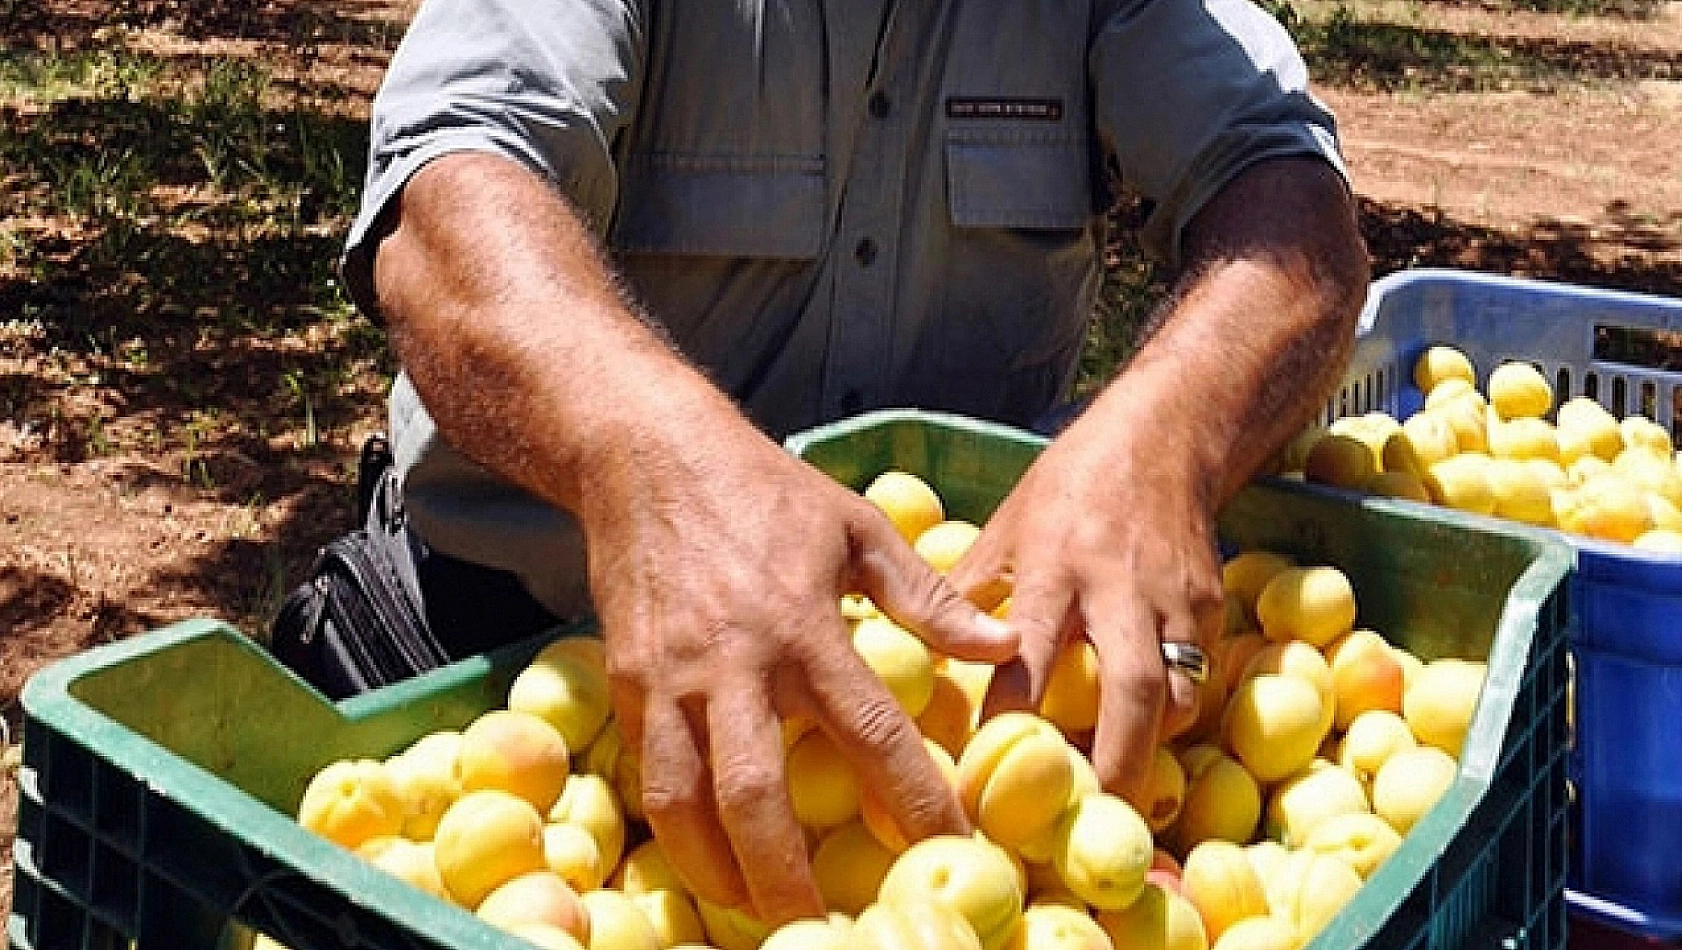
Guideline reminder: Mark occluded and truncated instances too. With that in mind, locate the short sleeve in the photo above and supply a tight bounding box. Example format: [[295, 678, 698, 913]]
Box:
[[340, 0, 647, 320], [1090, 0, 1347, 267]]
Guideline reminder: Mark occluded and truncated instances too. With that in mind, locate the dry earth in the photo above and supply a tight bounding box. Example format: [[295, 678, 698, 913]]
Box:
[[3, 0, 1682, 943]]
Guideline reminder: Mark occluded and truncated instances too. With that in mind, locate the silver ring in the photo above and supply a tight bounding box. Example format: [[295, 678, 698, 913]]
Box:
[[1160, 641, 1210, 685]]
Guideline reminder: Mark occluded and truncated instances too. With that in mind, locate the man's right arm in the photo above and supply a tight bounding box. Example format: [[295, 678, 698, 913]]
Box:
[[368, 151, 1015, 924], [372, 152, 714, 515]]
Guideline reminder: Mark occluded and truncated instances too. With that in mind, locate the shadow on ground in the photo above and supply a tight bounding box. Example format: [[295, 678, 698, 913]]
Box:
[[1273, 3, 1682, 92], [0, 0, 407, 54], [1359, 197, 1682, 297]]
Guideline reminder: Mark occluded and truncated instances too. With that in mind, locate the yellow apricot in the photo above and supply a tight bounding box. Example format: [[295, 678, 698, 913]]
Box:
[[1336, 709, 1417, 788], [1171, 746, 1262, 855], [1263, 762, 1371, 848], [761, 913, 855, 950], [1263, 850, 1362, 944], [1221, 550, 1296, 624], [1403, 658, 1487, 755], [540, 821, 605, 893], [1304, 433, 1379, 490], [1254, 566, 1357, 648], [385, 730, 463, 841], [1323, 630, 1405, 730], [1621, 415, 1674, 455], [1051, 792, 1155, 912], [1139, 746, 1189, 835], [1240, 641, 1335, 738], [957, 712, 1074, 850], [1382, 411, 1459, 478], [1414, 346, 1476, 394], [813, 821, 899, 916], [866, 469, 947, 544], [914, 520, 983, 574], [548, 772, 627, 873], [1180, 840, 1269, 944], [297, 758, 405, 851], [582, 889, 664, 950], [1556, 398, 1622, 463], [356, 836, 448, 900], [476, 870, 589, 942], [510, 636, 612, 753], [854, 899, 985, 950], [456, 709, 571, 814], [1488, 361, 1554, 420], [1089, 881, 1211, 948], [631, 889, 709, 948], [1207, 916, 1299, 950], [854, 616, 938, 718], [1039, 637, 1101, 736], [1372, 745, 1458, 836], [878, 833, 1025, 950], [1301, 812, 1403, 879], [1223, 674, 1328, 784], [1425, 454, 1496, 515], [1488, 417, 1560, 462], [433, 789, 548, 909], [919, 658, 992, 757]]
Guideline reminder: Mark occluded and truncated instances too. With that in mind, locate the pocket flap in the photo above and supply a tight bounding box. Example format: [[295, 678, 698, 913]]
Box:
[[610, 155, 826, 259], [945, 135, 1094, 230]]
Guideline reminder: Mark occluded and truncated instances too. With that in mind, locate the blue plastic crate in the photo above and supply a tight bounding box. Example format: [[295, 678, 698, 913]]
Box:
[[1322, 268, 1682, 943]]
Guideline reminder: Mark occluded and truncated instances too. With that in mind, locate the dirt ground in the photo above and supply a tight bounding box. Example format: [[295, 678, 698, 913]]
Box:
[[3, 0, 1682, 940]]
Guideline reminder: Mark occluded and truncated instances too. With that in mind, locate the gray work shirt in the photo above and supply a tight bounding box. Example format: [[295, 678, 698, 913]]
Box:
[[343, 0, 1346, 617]]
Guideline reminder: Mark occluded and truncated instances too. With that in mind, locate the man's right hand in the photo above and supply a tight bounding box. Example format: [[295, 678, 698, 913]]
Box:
[[373, 152, 1016, 925], [577, 413, 1017, 923]]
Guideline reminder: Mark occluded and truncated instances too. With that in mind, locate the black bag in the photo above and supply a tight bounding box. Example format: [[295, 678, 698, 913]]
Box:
[[269, 434, 451, 699]]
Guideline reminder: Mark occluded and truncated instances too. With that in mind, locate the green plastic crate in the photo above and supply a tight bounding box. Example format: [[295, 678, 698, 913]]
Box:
[[10, 408, 1572, 950]]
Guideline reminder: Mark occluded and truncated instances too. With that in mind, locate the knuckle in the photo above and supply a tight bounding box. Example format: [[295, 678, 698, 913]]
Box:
[[848, 694, 918, 752], [712, 755, 786, 815], [1107, 661, 1167, 710], [639, 767, 706, 820]]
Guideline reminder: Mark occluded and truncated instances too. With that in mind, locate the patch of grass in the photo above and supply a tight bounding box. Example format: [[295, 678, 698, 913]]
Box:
[[0, 32, 390, 467], [1272, 0, 1682, 92], [1076, 193, 1170, 393]]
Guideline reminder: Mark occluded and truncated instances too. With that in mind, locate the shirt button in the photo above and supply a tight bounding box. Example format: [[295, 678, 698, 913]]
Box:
[[854, 238, 878, 267], [868, 91, 891, 118]]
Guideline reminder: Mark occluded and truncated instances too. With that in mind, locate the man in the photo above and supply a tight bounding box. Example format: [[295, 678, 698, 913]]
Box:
[[341, 0, 1368, 926]]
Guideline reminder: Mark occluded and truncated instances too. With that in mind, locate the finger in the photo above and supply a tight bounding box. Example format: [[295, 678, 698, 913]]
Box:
[[945, 522, 1015, 614], [1087, 598, 1168, 806], [707, 677, 825, 924], [801, 633, 971, 846], [1157, 620, 1206, 742], [981, 574, 1074, 719], [637, 695, 748, 909], [851, 512, 1017, 664]]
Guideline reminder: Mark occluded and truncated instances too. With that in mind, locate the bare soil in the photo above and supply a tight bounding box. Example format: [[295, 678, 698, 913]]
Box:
[[4, 0, 1682, 941]]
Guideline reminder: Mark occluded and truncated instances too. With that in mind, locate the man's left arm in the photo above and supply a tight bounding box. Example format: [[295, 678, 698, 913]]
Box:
[[952, 154, 1367, 801]]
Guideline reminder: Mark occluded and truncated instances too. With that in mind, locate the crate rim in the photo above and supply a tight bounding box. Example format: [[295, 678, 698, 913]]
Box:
[[1362, 266, 1682, 323]]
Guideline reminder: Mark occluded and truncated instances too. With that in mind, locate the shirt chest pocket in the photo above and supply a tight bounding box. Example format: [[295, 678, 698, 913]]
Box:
[[608, 154, 827, 259], [944, 132, 1096, 232]]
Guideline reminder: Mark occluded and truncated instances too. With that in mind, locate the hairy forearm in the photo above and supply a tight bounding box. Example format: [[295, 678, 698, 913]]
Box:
[[1090, 157, 1368, 505], [371, 152, 741, 515]]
